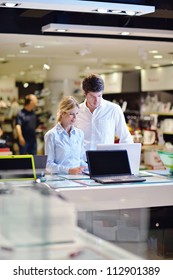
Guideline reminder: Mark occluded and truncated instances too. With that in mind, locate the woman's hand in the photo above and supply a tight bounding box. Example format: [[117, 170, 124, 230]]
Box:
[[68, 166, 85, 175]]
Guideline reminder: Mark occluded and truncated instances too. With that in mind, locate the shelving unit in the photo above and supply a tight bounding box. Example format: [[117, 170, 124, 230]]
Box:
[[142, 112, 173, 144]]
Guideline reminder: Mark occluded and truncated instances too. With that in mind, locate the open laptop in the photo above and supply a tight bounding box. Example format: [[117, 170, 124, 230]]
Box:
[[0, 155, 36, 181], [97, 143, 141, 175], [33, 155, 47, 178], [86, 150, 145, 184]]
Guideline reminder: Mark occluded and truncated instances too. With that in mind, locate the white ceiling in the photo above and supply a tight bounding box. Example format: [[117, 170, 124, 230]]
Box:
[[0, 1, 172, 83], [0, 32, 173, 83]]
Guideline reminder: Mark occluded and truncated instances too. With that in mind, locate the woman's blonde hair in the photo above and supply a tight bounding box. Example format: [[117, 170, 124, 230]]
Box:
[[57, 96, 79, 122]]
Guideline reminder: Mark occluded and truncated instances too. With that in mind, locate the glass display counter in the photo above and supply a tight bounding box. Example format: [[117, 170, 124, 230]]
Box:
[[0, 181, 138, 260], [46, 171, 173, 260]]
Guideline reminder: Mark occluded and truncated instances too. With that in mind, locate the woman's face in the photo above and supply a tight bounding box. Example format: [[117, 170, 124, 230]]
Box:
[[61, 106, 79, 127]]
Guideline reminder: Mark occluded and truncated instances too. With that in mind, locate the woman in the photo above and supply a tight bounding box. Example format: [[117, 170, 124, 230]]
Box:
[[44, 96, 87, 174]]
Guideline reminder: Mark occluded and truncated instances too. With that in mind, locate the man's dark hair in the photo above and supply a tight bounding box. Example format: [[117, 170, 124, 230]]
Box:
[[82, 74, 104, 93], [24, 95, 31, 105]]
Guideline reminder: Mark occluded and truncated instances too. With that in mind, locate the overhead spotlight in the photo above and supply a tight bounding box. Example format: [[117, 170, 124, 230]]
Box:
[[92, 3, 155, 16], [94, 9, 137, 15], [153, 55, 163, 59], [111, 10, 136, 16], [23, 82, 29, 88], [43, 64, 50, 70], [56, 29, 68, 32], [19, 50, 29, 54], [1, 2, 21, 7], [95, 8, 108, 14], [120, 32, 130, 36], [125, 11, 136, 16]]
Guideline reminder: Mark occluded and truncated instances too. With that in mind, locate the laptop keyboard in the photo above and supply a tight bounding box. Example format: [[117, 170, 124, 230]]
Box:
[[95, 175, 136, 180]]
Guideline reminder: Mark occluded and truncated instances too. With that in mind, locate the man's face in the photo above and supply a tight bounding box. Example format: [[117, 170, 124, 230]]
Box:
[[85, 91, 102, 111], [30, 96, 38, 109]]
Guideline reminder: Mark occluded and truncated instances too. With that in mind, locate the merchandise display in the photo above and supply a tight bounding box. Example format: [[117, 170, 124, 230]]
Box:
[[158, 150, 173, 173]]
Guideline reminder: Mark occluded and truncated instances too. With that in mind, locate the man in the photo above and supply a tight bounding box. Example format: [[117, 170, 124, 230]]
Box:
[[16, 94, 38, 154], [76, 74, 133, 152]]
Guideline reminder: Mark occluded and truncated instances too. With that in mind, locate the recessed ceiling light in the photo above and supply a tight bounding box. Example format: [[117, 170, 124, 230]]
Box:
[[149, 50, 158, 54], [56, 29, 68, 32], [134, 66, 142, 70], [111, 64, 121, 69], [153, 55, 163, 59], [19, 50, 29, 54], [120, 32, 130, 36], [34, 45, 45, 49], [43, 64, 50, 70]]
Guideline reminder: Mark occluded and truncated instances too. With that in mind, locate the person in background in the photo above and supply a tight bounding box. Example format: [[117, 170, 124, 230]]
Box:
[[0, 126, 3, 138], [76, 73, 133, 152], [16, 94, 38, 154], [44, 96, 87, 175]]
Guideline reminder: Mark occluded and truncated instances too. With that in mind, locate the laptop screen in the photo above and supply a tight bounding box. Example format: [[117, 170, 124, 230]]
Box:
[[0, 155, 36, 181], [33, 155, 47, 177], [86, 150, 131, 176], [97, 143, 141, 175]]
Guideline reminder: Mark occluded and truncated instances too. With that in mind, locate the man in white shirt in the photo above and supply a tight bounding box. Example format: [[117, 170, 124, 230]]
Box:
[[76, 74, 133, 152]]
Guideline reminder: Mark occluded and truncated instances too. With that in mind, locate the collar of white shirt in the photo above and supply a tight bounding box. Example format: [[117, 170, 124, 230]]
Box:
[[56, 122, 76, 134]]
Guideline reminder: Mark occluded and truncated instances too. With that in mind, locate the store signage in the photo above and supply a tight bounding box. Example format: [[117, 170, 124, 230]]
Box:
[[141, 66, 173, 91]]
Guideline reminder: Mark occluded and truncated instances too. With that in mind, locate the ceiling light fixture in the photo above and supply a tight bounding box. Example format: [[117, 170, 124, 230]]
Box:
[[56, 29, 68, 32], [1, 2, 21, 7], [109, 10, 136, 16], [41, 24, 173, 39], [120, 32, 130, 36], [95, 8, 108, 14], [23, 82, 29, 88], [153, 55, 163, 59], [92, 3, 154, 16], [43, 64, 50, 70], [149, 50, 158, 54], [0, 1, 155, 16], [19, 50, 29, 54], [34, 45, 45, 49]]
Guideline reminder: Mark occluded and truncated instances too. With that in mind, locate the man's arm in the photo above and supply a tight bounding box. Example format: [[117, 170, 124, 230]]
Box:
[[16, 124, 25, 146]]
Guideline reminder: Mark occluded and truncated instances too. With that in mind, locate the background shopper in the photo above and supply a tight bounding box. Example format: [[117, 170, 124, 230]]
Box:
[[16, 94, 38, 155]]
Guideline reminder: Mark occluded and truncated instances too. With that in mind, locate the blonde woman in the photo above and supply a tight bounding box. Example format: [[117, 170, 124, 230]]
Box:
[[44, 96, 87, 175]]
